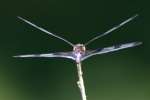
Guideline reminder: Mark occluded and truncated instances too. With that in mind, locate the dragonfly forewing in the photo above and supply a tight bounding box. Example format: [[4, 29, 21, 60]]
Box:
[[13, 52, 75, 60], [17, 16, 74, 47], [84, 14, 138, 46], [82, 42, 142, 61]]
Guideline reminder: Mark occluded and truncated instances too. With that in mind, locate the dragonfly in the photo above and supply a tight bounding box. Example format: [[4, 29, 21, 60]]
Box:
[[14, 14, 142, 100]]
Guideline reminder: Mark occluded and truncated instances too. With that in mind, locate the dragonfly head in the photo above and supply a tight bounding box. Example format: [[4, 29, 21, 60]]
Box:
[[73, 44, 86, 54]]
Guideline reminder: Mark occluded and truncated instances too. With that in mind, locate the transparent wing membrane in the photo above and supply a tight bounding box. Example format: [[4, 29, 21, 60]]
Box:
[[13, 52, 75, 60], [84, 14, 139, 46], [15, 15, 142, 63], [17, 16, 74, 47], [82, 42, 142, 61]]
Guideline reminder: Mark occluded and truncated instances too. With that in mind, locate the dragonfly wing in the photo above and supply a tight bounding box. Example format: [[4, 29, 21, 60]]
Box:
[[17, 16, 74, 47], [85, 14, 138, 46], [13, 52, 75, 60], [82, 42, 142, 61]]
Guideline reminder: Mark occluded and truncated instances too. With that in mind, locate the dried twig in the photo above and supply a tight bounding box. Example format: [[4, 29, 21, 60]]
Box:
[[76, 63, 87, 100]]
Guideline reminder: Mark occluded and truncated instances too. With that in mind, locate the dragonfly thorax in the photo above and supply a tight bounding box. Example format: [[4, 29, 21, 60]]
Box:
[[73, 44, 86, 63], [73, 44, 86, 54]]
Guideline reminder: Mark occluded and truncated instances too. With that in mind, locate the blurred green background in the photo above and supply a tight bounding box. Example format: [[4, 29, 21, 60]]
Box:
[[0, 0, 150, 100]]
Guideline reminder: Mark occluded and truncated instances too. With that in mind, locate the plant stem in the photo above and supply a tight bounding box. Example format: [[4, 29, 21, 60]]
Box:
[[76, 62, 87, 100]]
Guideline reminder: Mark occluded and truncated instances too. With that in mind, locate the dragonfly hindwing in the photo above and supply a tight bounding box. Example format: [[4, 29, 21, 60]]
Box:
[[82, 42, 142, 61], [14, 52, 76, 61]]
